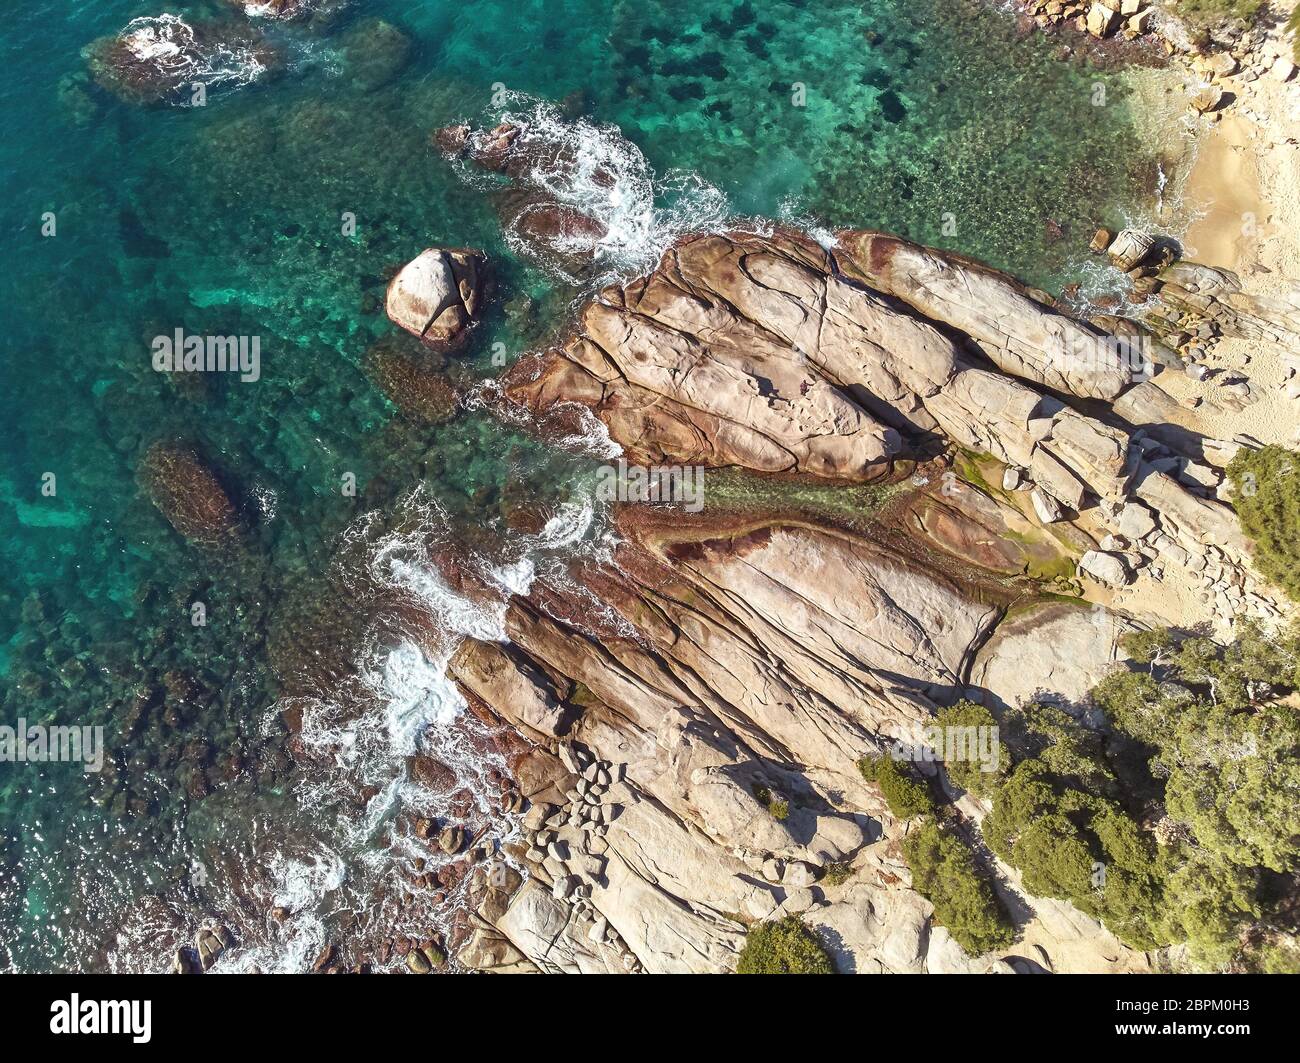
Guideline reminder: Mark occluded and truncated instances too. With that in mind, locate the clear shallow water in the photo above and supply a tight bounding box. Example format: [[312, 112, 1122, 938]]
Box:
[[0, 0, 1157, 970]]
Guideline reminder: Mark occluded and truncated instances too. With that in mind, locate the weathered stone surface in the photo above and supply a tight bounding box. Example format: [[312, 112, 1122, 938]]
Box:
[[1086, 3, 1119, 38], [456, 922, 539, 973], [386, 247, 488, 350], [1031, 487, 1065, 524], [835, 231, 1133, 400], [971, 603, 1138, 711], [1156, 261, 1300, 346], [805, 880, 931, 973], [450, 224, 1288, 978], [1116, 501, 1157, 540], [1078, 549, 1132, 587], [449, 639, 570, 739], [505, 230, 919, 479], [494, 879, 612, 972], [1108, 229, 1154, 271], [1190, 85, 1224, 114]]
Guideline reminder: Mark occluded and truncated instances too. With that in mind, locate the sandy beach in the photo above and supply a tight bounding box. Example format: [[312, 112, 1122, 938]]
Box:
[[1159, 23, 1300, 450], [1069, 18, 1300, 633]]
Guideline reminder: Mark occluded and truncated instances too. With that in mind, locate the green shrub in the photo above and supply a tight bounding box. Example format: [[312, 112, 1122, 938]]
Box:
[[982, 732, 1168, 952], [1098, 623, 1300, 873], [1118, 627, 1178, 667], [821, 861, 853, 887], [858, 755, 937, 819], [902, 820, 1016, 956], [1228, 445, 1300, 603], [751, 784, 789, 821], [1161, 848, 1260, 970], [1246, 935, 1300, 974], [735, 916, 835, 974], [933, 700, 1006, 798], [973, 620, 1300, 969]]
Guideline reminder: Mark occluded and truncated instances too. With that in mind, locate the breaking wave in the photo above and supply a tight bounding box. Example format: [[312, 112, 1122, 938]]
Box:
[[475, 94, 732, 285], [118, 14, 269, 97]]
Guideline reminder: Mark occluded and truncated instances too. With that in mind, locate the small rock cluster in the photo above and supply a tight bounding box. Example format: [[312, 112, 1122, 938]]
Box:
[[172, 924, 235, 973], [1146, 264, 1297, 411], [1090, 231, 1290, 416], [402, 937, 448, 974], [1182, 21, 1297, 122], [517, 742, 642, 972], [1021, 0, 1152, 41], [1019, 0, 1296, 121], [1088, 482, 1283, 624]]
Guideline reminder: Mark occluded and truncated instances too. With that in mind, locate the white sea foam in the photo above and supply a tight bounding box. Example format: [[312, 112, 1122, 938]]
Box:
[[535, 499, 595, 552], [366, 640, 467, 754], [777, 195, 838, 249], [551, 402, 624, 459], [122, 15, 187, 63], [242, 0, 344, 19], [118, 14, 268, 101], [250, 481, 615, 967], [475, 95, 730, 285]]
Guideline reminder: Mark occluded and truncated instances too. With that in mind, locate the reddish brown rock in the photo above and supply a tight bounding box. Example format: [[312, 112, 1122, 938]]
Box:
[[436, 119, 611, 270], [502, 228, 946, 479], [407, 755, 457, 792], [500, 190, 609, 271], [138, 441, 240, 547], [86, 16, 279, 106], [364, 336, 458, 424]]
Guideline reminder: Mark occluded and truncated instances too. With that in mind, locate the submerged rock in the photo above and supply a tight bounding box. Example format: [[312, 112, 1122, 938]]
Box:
[[229, 0, 315, 17], [226, 0, 352, 22], [363, 334, 459, 424], [137, 441, 241, 548], [338, 19, 412, 92], [499, 189, 609, 273]]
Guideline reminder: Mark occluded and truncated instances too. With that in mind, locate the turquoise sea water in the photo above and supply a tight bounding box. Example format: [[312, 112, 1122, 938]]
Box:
[[0, 0, 1157, 970]]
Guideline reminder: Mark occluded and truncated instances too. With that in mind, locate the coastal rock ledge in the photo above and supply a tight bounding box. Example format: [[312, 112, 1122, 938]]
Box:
[[502, 227, 1277, 629], [433, 224, 1297, 975]]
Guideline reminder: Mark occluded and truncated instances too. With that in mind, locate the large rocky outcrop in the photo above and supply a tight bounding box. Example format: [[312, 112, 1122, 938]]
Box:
[[447, 504, 1148, 974], [970, 602, 1139, 714], [504, 230, 923, 479], [417, 224, 1290, 976], [502, 227, 1282, 627], [86, 15, 280, 106]]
